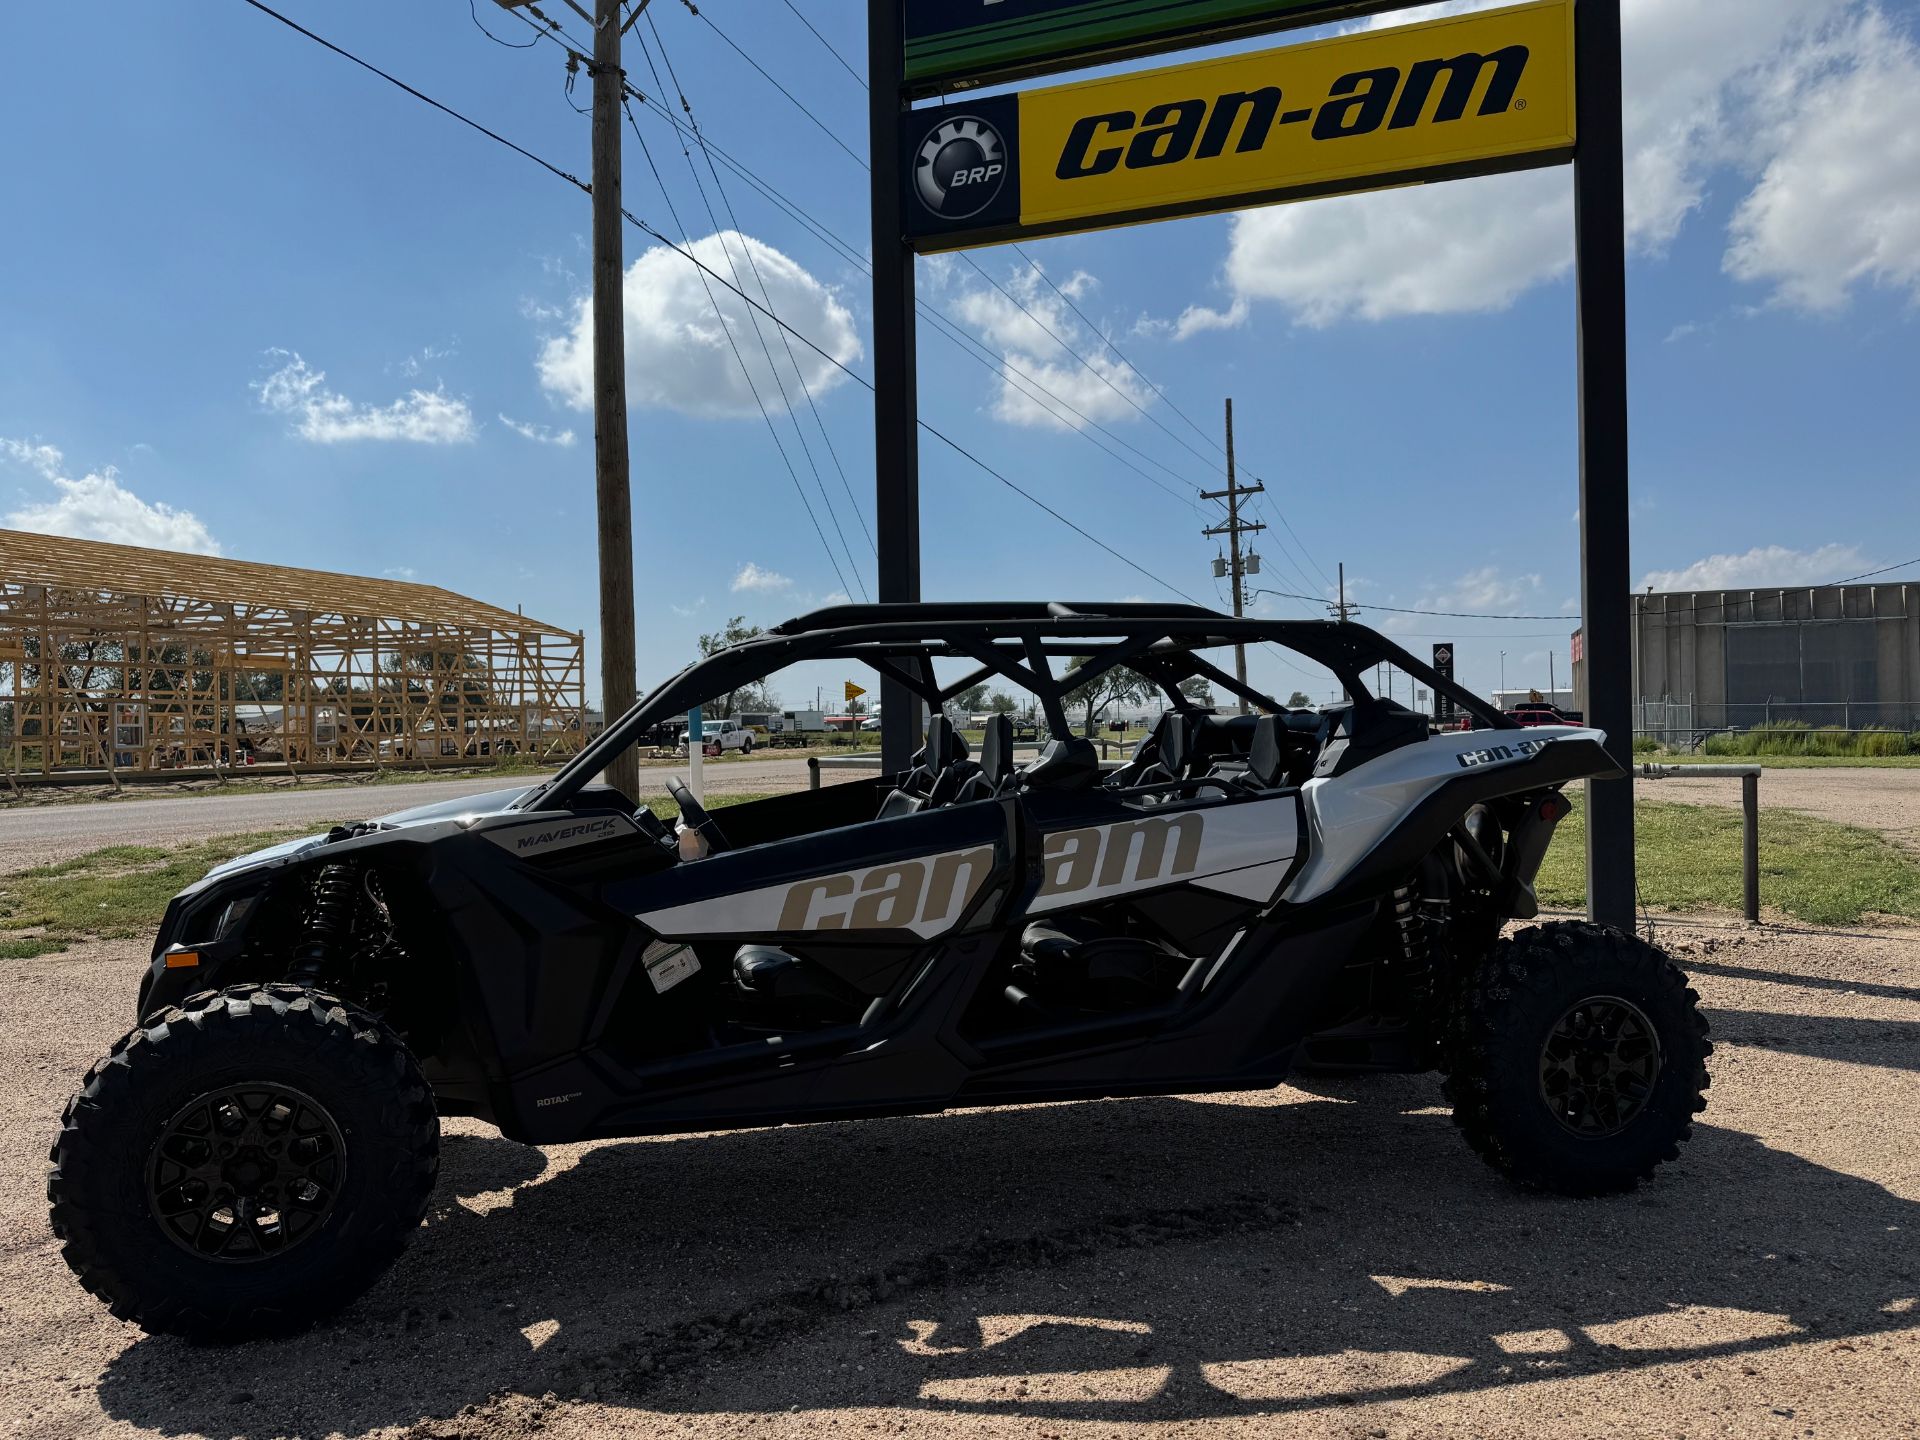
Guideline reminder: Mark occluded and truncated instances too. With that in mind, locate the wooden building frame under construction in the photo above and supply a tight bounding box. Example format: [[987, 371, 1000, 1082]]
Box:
[[0, 528, 586, 781]]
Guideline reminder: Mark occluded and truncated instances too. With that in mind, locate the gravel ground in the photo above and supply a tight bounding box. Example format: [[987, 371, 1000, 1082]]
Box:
[[3, 915, 1916, 1439], [0, 759, 843, 872], [1645, 767, 1920, 855]]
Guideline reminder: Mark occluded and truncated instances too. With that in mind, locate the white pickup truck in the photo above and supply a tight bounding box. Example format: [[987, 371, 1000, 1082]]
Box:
[[679, 718, 756, 757]]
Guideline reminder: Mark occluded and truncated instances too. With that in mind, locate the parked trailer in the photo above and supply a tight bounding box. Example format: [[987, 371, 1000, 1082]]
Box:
[[769, 708, 828, 747]]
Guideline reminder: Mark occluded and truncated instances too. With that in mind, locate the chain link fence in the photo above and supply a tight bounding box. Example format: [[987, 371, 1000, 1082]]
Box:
[[1634, 697, 1920, 753]]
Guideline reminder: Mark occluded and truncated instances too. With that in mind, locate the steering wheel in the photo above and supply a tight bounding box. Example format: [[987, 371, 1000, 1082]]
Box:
[[665, 776, 731, 855]]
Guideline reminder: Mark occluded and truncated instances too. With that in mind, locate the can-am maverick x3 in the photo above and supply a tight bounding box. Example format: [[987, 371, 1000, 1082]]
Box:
[[49, 603, 1709, 1339]]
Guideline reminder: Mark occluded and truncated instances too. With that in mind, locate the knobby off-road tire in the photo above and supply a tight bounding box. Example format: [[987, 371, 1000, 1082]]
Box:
[[48, 984, 438, 1340], [1444, 921, 1711, 1196]]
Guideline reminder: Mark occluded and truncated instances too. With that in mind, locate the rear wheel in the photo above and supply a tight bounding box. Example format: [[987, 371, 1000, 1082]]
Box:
[[49, 984, 438, 1339], [1443, 921, 1710, 1195]]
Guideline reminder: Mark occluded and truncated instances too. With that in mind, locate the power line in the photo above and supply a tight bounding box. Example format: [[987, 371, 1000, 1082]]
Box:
[[468, 0, 538, 49], [644, 12, 874, 561], [621, 92, 856, 600], [1248, 587, 1576, 621], [240, 0, 588, 191], [679, 0, 867, 169], [710, 6, 1341, 589], [779, 0, 864, 88], [636, 15, 868, 589], [1252, 555, 1920, 627], [494, 1, 1209, 523], [239, 0, 1201, 608], [672, 3, 1242, 520]]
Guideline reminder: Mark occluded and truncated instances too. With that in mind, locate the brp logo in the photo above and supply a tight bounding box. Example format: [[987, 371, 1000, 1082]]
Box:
[[914, 116, 1006, 219]]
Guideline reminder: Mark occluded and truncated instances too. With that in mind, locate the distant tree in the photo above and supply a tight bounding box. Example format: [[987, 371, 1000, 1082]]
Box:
[[1287, 690, 1313, 710], [1178, 677, 1215, 709], [951, 681, 992, 715], [1062, 658, 1152, 737], [987, 691, 1018, 714], [696, 617, 777, 717]]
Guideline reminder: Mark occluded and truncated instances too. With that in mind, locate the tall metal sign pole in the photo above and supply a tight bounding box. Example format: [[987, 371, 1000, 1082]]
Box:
[[1573, 0, 1634, 928], [879, 0, 1634, 927], [591, 0, 638, 798], [868, 0, 921, 773]]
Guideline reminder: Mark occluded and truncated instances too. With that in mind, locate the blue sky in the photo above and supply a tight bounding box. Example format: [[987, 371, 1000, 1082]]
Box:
[[2, 0, 1916, 711]]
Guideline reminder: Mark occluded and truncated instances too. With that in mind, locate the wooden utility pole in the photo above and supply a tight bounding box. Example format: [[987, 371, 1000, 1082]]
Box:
[[1201, 398, 1263, 714], [591, 0, 637, 797]]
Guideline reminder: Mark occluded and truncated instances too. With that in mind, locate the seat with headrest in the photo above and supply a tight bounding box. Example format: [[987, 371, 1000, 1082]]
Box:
[[1203, 713, 1288, 790], [1017, 736, 1102, 791], [950, 713, 1015, 803], [1107, 709, 1197, 789], [908, 714, 968, 774], [879, 716, 973, 817]]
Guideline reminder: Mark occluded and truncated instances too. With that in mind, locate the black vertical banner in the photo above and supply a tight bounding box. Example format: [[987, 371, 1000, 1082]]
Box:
[[1432, 643, 1456, 725]]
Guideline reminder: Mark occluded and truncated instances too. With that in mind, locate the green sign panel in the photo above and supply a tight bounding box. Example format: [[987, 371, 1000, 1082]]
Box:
[[903, 0, 1427, 94]]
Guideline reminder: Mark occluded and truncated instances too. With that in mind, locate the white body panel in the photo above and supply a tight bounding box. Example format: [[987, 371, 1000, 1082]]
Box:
[[1287, 726, 1602, 904], [1027, 794, 1300, 914]]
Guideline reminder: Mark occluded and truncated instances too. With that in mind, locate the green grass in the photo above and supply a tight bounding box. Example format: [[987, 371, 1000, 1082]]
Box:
[[1, 791, 773, 959], [0, 830, 307, 953], [1537, 794, 1920, 926]]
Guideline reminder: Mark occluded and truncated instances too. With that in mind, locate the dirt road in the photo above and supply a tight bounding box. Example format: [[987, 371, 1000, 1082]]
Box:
[[1647, 766, 1920, 854], [3, 916, 1916, 1439], [0, 758, 833, 872]]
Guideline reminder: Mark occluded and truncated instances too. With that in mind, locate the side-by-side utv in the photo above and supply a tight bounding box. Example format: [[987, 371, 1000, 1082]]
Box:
[[49, 603, 1709, 1339]]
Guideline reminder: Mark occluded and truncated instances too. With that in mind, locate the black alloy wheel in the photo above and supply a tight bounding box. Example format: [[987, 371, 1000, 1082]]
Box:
[[148, 1082, 345, 1262], [1537, 995, 1661, 1138]]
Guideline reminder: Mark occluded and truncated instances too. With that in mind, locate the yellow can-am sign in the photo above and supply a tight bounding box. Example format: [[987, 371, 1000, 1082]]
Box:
[[903, 0, 1576, 251]]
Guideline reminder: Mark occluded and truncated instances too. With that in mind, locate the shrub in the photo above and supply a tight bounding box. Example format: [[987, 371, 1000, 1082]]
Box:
[[1631, 735, 1659, 754], [1702, 722, 1910, 759], [1858, 727, 1912, 758]]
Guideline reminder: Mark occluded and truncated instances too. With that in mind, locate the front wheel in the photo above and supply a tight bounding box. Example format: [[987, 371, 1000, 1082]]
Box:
[[48, 984, 439, 1340], [1443, 921, 1710, 1196]]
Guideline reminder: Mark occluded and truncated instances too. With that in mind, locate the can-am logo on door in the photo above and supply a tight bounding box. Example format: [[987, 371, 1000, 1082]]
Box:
[[914, 115, 1009, 218]]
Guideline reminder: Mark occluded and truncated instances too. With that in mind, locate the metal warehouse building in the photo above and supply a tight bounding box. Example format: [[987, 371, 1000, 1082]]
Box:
[[1572, 583, 1920, 739], [0, 528, 585, 781]]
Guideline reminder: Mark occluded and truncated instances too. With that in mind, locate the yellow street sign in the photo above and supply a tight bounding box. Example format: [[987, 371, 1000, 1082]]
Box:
[[904, 0, 1575, 252], [844, 680, 867, 703]]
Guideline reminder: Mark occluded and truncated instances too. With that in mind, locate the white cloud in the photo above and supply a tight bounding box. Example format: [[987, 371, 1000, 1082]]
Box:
[[383, 565, 419, 580], [1136, 298, 1252, 341], [2, 438, 219, 554], [1421, 565, 1545, 614], [498, 413, 577, 448], [1641, 543, 1867, 593], [1170, 298, 1250, 340], [536, 231, 861, 421], [255, 351, 475, 444], [397, 341, 457, 379], [1221, 0, 1868, 325], [1227, 169, 1573, 325], [731, 562, 792, 593], [949, 265, 1155, 429], [1724, 8, 1920, 311], [1, 438, 65, 478]]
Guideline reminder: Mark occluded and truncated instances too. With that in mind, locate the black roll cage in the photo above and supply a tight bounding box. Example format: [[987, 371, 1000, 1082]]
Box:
[[520, 602, 1511, 813]]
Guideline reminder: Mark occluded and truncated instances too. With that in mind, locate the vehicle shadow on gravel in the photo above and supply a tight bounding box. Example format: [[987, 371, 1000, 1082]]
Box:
[[96, 1083, 1918, 1437]]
